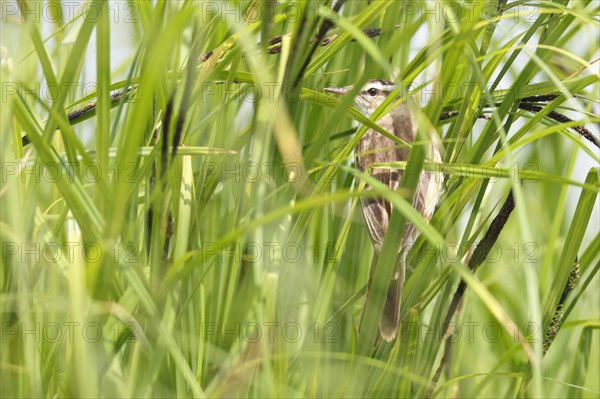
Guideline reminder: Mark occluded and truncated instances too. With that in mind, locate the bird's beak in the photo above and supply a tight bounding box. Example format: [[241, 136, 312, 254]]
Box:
[[324, 85, 352, 95]]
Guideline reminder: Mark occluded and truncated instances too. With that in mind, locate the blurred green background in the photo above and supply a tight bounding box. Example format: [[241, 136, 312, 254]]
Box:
[[1, 1, 598, 397]]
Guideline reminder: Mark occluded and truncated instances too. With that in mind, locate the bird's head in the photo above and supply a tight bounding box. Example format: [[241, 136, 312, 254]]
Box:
[[325, 79, 396, 117]]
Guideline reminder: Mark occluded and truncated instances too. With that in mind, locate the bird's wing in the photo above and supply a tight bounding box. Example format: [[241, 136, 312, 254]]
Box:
[[360, 169, 401, 253]]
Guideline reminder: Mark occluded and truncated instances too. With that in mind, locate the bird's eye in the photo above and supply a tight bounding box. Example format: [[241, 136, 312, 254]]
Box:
[[367, 88, 378, 96]]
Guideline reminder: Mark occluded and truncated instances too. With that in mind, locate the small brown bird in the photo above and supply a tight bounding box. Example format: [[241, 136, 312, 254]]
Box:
[[325, 79, 443, 341]]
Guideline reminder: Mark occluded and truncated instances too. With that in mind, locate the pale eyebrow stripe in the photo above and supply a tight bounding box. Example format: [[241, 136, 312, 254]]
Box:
[[374, 79, 393, 86], [364, 81, 384, 92], [362, 80, 395, 95]]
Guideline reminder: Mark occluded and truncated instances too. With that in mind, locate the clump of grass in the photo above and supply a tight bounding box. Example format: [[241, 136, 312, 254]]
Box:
[[1, 1, 598, 398]]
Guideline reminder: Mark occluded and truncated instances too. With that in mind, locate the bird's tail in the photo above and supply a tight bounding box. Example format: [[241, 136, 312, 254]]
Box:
[[359, 254, 405, 342], [379, 271, 403, 341]]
